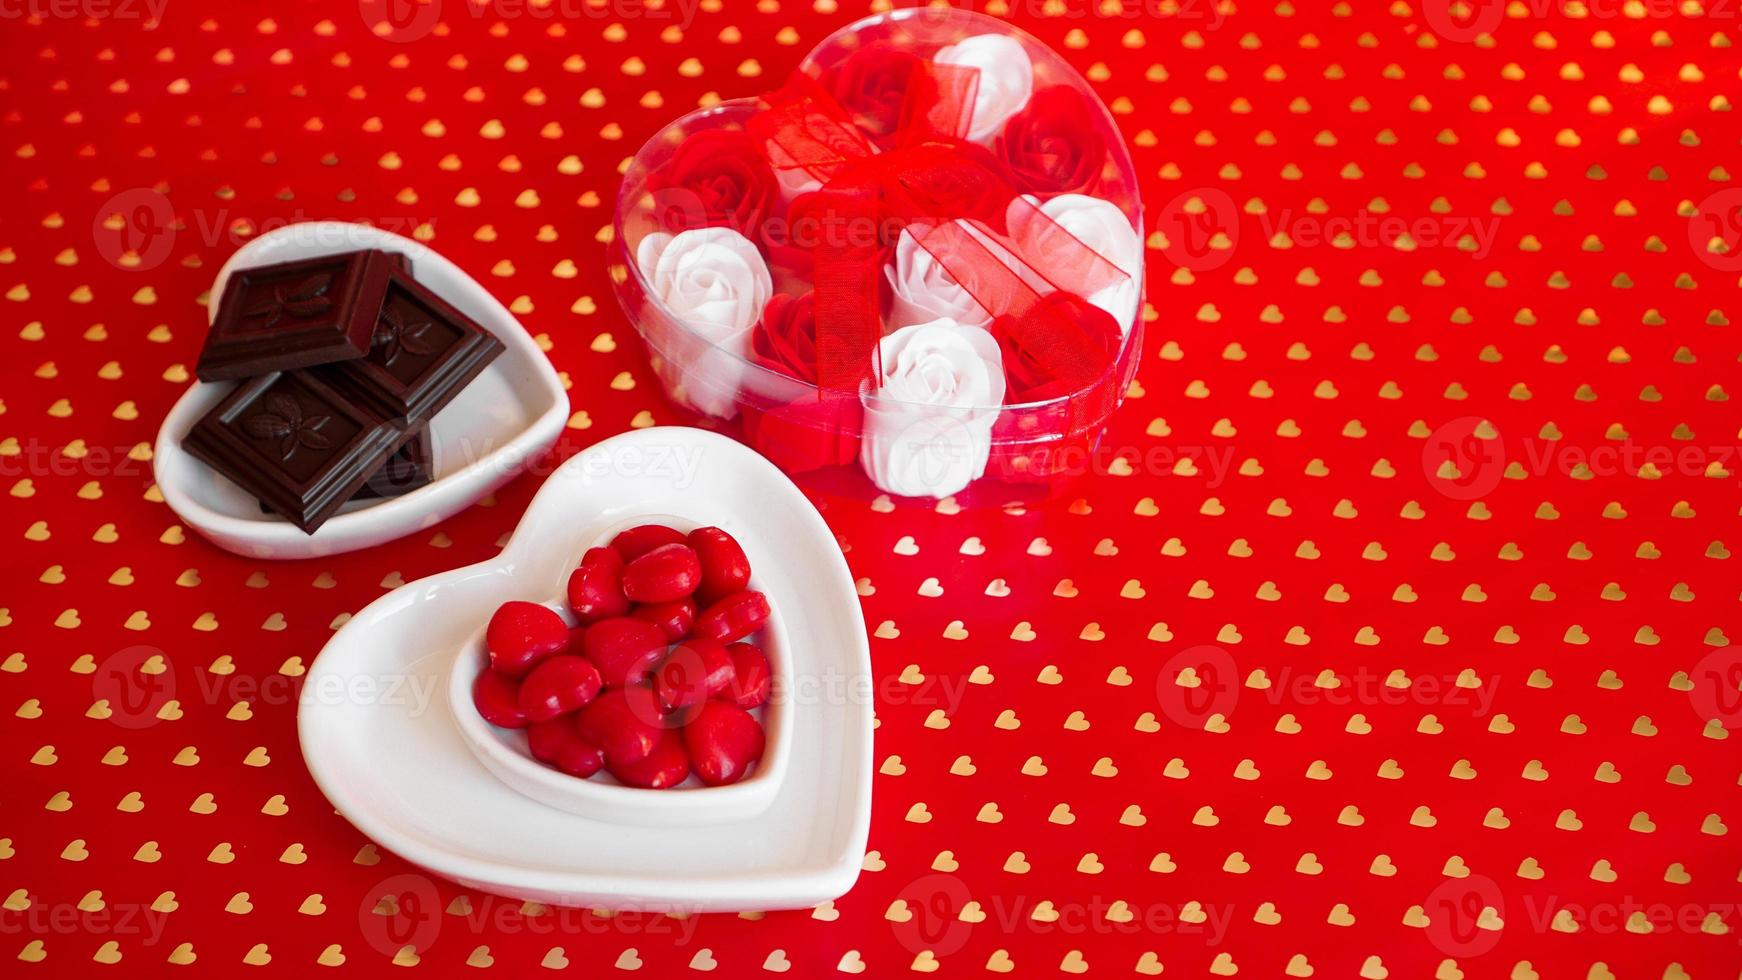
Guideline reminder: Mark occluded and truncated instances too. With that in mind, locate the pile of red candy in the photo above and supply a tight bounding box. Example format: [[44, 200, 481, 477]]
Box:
[[471, 524, 773, 789]]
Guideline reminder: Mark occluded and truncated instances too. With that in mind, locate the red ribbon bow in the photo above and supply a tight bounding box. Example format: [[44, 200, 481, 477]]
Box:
[[748, 64, 1132, 427]]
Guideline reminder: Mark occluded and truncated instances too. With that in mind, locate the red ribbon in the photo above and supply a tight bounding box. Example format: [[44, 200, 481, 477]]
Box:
[[749, 67, 1131, 413]]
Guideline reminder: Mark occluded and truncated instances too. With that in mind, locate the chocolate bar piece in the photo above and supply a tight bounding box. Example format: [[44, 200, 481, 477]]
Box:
[[314, 266, 505, 423], [182, 371, 418, 533], [196, 250, 406, 381], [257, 428, 433, 512]]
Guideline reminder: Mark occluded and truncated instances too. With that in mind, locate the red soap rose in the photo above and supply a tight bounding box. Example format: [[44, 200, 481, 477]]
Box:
[[991, 291, 1122, 404], [739, 292, 864, 473], [765, 190, 898, 281], [996, 85, 1108, 196], [648, 128, 778, 237], [823, 41, 924, 148]]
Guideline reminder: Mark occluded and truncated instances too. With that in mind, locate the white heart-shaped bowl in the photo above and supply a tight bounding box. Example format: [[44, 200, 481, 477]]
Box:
[[153, 221, 567, 559], [298, 426, 873, 910], [447, 529, 793, 825]]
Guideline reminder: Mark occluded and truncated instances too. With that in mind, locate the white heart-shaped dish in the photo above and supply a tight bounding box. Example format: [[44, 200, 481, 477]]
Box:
[[298, 427, 873, 910], [447, 538, 793, 825], [153, 221, 567, 559]]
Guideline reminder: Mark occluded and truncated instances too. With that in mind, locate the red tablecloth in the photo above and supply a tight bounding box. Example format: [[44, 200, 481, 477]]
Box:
[[4, 2, 1741, 976]]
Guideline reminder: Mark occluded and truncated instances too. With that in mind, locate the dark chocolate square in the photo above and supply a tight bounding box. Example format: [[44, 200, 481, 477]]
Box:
[[313, 267, 505, 422], [256, 427, 432, 512], [195, 250, 403, 381], [182, 371, 415, 533]]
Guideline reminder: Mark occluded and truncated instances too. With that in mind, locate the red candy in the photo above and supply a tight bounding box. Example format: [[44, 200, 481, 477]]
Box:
[[632, 597, 697, 642], [567, 546, 631, 624], [653, 638, 736, 711], [477, 521, 775, 789], [621, 542, 702, 603], [724, 642, 772, 708], [608, 729, 691, 789], [516, 655, 603, 723], [527, 718, 604, 778], [695, 590, 770, 644], [610, 523, 688, 562], [684, 702, 766, 786], [485, 600, 571, 678], [688, 526, 751, 603], [575, 688, 666, 768], [472, 667, 529, 729], [581, 617, 667, 688]]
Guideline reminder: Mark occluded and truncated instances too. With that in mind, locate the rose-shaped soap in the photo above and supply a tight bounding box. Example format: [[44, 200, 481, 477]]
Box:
[[859, 318, 1006, 498], [997, 85, 1108, 196], [990, 290, 1122, 403], [740, 291, 863, 472], [823, 40, 924, 148], [884, 223, 1007, 332], [636, 227, 774, 418], [1007, 194, 1142, 333], [648, 129, 778, 237], [934, 34, 1034, 145]]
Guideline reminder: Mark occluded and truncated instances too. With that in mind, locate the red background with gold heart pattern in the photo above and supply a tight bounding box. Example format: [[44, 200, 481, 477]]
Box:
[[3, 1, 1741, 977]]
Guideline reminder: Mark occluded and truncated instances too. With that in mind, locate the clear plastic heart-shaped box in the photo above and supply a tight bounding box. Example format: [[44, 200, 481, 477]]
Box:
[[613, 9, 1143, 504]]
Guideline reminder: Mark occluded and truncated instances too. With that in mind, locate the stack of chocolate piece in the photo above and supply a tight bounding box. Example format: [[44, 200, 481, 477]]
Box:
[[183, 249, 503, 533]]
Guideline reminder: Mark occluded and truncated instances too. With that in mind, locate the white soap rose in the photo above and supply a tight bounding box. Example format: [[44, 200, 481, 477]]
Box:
[[635, 227, 773, 417], [934, 34, 1034, 144], [1007, 193, 1143, 333], [859, 319, 1006, 498], [885, 222, 1013, 332], [764, 139, 823, 199]]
